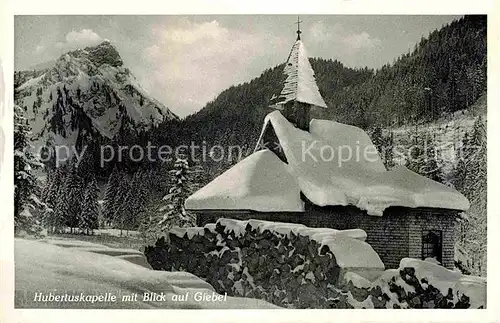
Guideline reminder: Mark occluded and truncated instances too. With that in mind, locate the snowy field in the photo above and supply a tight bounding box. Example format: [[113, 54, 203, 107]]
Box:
[[47, 229, 145, 252], [62, 227, 140, 237], [15, 238, 278, 309]]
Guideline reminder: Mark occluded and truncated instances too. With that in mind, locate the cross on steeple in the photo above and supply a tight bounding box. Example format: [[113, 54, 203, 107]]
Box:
[[295, 16, 303, 40]]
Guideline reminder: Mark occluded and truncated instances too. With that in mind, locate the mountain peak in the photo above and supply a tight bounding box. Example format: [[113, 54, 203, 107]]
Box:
[[15, 38, 178, 150], [84, 40, 123, 67], [62, 40, 123, 68]]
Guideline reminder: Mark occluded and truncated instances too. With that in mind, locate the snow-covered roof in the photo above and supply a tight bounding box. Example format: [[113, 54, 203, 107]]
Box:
[[185, 149, 304, 212], [270, 40, 327, 109], [187, 111, 469, 216], [259, 111, 469, 215]]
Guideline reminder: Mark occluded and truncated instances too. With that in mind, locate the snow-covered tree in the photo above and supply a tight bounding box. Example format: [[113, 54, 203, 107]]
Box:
[[371, 126, 384, 157], [455, 117, 487, 276], [41, 167, 68, 233], [157, 157, 203, 231], [116, 169, 150, 234], [111, 174, 131, 235], [79, 178, 100, 234], [65, 166, 85, 232], [14, 105, 45, 236], [406, 132, 444, 183], [383, 131, 395, 170], [44, 170, 77, 234], [138, 203, 163, 243], [41, 167, 65, 204], [370, 127, 395, 170], [406, 132, 426, 175], [102, 166, 121, 226], [452, 132, 470, 193], [421, 135, 445, 183]]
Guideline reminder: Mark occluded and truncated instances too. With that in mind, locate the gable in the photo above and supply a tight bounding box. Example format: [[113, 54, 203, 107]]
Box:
[[256, 122, 288, 163]]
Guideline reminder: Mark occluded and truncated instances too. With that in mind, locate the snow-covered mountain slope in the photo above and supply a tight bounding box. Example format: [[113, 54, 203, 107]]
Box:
[[389, 95, 486, 176], [14, 41, 178, 153]]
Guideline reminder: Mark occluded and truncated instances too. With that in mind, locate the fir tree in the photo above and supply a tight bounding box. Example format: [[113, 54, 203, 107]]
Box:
[[102, 166, 121, 226], [111, 174, 131, 235], [65, 166, 85, 232], [453, 132, 470, 192], [383, 131, 395, 169], [157, 157, 203, 231], [50, 174, 71, 233], [138, 203, 162, 243], [406, 132, 426, 175], [453, 158, 468, 192], [116, 169, 150, 234], [371, 126, 384, 157], [454, 117, 487, 276], [79, 178, 100, 234], [421, 135, 445, 183], [370, 127, 396, 170], [129, 170, 150, 224], [14, 105, 45, 236], [464, 117, 487, 275], [41, 166, 68, 205], [41, 166, 67, 233], [407, 133, 444, 182]]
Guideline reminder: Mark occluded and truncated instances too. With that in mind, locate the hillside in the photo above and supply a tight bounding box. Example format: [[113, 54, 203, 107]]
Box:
[[158, 15, 485, 171], [149, 60, 373, 178], [390, 94, 486, 177]]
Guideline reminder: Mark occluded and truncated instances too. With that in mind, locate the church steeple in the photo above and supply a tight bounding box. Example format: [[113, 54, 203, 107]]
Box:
[[269, 18, 327, 131], [296, 16, 302, 40]]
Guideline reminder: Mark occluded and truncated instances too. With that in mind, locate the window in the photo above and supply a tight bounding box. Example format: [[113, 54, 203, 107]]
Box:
[[422, 230, 443, 263]]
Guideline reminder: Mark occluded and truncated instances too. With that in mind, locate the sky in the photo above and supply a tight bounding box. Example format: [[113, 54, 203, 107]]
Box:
[[15, 15, 462, 117]]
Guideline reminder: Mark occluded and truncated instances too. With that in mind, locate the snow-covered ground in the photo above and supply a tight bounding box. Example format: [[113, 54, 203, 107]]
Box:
[[15, 238, 278, 309], [62, 227, 141, 237]]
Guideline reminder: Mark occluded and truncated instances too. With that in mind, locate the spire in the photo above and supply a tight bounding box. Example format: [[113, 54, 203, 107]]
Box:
[[269, 20, 327, 130], [269, 26, 327, 111], [295, 16, 303, 40]]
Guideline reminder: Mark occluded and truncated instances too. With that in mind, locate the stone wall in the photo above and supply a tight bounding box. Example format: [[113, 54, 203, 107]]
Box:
[[407, 210, 457, 269], [307, 205, 411, 269]]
